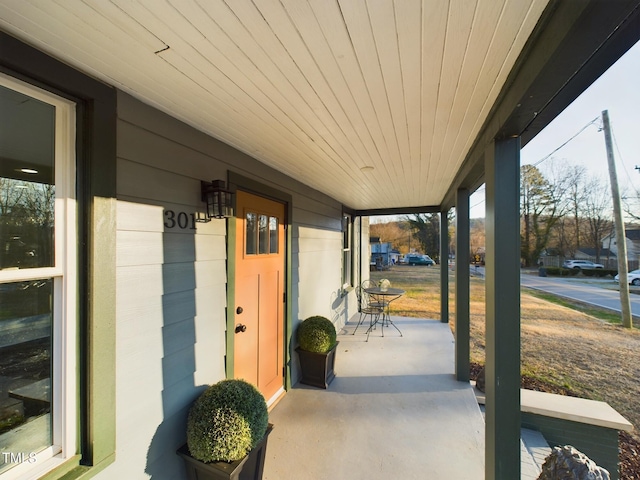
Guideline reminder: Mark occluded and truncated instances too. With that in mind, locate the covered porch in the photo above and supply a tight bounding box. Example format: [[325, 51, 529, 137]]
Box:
[[264, 315, 546, 479], [1, 1, 639, 479]]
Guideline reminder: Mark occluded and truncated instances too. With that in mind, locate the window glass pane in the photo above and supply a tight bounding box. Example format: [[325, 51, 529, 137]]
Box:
[[246, 212, 257, 255], [0, 279, 53, 474], [269, 217, 278, 254], [258, 215, 268, 254], [342, 216, 349, 249], [0, 85, 55, 269], [342, 215, 352, 287]]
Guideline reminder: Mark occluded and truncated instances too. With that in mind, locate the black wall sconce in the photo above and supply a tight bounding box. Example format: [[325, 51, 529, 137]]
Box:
[[201, 179, 234, 219]]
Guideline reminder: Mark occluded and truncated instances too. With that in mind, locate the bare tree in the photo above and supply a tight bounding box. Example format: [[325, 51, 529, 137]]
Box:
[[520, 164, 568, 267], [562, 165, 588, 253], [0, 178, 54, 268], [582, 177, 614, 262], [621, 185, 640, 222]]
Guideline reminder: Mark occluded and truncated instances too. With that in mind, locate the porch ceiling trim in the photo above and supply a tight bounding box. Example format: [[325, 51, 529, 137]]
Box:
[[353, 205, 441, 217]]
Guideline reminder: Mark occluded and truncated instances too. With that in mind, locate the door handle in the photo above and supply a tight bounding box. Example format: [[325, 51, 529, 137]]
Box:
[[235, 324, 247, 334], [236, 306, 243, 314]]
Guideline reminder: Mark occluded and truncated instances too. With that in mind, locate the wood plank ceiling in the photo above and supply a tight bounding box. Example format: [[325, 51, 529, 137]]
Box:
[[0, 0, 549, 210]]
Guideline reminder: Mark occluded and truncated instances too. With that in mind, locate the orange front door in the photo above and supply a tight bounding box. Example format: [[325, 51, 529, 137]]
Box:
[[234, 191, 285, 402]]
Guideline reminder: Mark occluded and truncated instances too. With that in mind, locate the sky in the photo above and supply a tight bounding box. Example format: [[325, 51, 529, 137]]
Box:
[[470, 39, 640, 218]]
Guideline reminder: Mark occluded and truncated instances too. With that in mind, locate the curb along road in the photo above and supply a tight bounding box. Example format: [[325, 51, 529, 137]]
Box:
[[520, 272, 640, 321]]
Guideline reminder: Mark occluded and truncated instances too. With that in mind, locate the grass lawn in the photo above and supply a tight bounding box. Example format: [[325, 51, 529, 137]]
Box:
[[369, 265, 640, 440]]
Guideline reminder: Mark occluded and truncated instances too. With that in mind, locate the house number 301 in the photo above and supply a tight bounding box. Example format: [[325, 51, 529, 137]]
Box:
[[163, 210, 197, 230]]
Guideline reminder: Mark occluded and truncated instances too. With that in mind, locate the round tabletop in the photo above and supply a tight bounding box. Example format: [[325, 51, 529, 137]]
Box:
[[364, 287, 405, 296]]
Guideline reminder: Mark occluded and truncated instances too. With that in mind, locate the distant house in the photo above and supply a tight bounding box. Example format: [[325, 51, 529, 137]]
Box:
[[602, 229, 640, 262], [370, 238, 399, 267]]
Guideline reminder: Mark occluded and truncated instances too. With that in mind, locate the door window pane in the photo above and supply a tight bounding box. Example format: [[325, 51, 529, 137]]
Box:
[[246, 212, 257, 255], [0, 85, 55, 269], [246, 211, 280, 256], [258, 215, 268, 254], [269, 217, 278, 254], [0, 279, 53, 474]]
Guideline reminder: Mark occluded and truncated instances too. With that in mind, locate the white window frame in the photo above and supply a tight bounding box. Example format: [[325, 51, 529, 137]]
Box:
[[342, 214, 353, 290], [0, 73, 77, 479]]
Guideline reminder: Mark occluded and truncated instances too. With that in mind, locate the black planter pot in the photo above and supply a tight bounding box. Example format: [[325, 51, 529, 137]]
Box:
[[295, 341, 338, 389], [177, 424, 273, 480]]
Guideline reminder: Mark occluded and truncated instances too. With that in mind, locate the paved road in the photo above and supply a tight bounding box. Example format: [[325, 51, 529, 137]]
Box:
[[520, 272, 640, 320]]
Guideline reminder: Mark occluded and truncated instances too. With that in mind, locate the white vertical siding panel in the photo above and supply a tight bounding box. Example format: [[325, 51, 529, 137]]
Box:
[[296, 225, 342, 323], [195, 232, 227, 261], [116, 230, 164, 266], [194, 285, 227, 386], [117, 200, 165, 233], [116, 264, 164, 303], [113, 263, 166, 479], [195, 259, 227, 289]]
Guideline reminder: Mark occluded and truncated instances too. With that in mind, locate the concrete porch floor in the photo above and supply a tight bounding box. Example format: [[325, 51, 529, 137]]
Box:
[[263, 316, 486, 480]]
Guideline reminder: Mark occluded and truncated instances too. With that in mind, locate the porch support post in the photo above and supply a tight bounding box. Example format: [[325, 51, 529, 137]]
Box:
[[440, 210, 449, 324], [485, 137, 521, 480], [455, 190, 470, 382]]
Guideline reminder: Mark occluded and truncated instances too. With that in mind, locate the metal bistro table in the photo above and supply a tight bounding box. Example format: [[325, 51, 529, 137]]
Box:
[[363, 287, 405, 340]]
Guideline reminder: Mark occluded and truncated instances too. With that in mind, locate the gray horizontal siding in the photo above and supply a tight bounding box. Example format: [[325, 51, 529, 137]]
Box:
[[102, 90, 357, 479]]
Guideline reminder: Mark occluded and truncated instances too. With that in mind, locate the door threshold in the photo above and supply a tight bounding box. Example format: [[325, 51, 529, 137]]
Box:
[[266, 386, 286, 411]]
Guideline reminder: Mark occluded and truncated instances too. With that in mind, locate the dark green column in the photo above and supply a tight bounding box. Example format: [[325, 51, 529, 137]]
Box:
[[485, 137, 521, 480], [455, 190, 470, 382], [440, 210, 449, 324]]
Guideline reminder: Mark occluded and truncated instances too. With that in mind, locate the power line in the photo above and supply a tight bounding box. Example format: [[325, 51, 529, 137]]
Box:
[[611, 127, 640, 213], [531, 116, 600, 167], [448, 116, 609, 212], [612, 127, 638, 189]]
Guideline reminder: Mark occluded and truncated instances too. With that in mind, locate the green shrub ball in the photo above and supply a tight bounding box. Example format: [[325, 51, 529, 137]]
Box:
[[187, 379, 268, 463], [297, 316, 337, 353]]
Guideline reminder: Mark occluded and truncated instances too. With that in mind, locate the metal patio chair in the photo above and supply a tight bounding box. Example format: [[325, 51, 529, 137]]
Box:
[[354, 283, 383, 339]]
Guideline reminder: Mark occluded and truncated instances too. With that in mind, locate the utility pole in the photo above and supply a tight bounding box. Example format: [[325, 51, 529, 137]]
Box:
[[602, 110, 633, 328]]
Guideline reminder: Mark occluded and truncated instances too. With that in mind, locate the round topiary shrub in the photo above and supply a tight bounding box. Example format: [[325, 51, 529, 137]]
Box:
[[297, 315, 337, 353], [187, 379, 268, 463]]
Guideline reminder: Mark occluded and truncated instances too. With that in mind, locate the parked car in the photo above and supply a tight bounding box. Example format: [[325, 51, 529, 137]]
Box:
[[404, 254, 435, 266], [562, 260, 604, 270], [614, 269, 640, 286]]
